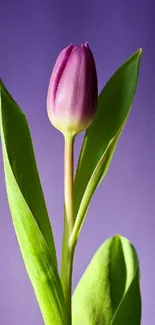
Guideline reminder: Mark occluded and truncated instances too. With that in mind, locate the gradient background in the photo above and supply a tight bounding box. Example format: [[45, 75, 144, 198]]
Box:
[[0, 0, 154, 324]]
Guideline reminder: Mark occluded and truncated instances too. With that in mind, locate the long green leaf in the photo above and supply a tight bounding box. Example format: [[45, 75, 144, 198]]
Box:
[[0, 80, 68, 325], [71, 50, 142, 246], [72, 235, 141, 325], [0, 81, 57, 266]]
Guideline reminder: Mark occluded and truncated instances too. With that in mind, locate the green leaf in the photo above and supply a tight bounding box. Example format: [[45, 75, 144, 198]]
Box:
[[71, 49, 142, 246], [72, 235, 141, 325], [0, 80, 68, 325]]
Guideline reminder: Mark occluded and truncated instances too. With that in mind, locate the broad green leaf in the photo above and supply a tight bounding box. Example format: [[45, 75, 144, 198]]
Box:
[[71, 50, 142, 246], [72, 235, 141, 325], [0, 80, 68, 325], [0, 81, 57, 266]]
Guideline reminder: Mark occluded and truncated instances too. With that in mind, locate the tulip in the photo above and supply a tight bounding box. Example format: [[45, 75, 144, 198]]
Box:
[[47, 42, 98, 136]]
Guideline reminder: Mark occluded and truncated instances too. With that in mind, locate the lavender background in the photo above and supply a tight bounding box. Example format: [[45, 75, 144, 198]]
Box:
[[0, 0, 154, 324]]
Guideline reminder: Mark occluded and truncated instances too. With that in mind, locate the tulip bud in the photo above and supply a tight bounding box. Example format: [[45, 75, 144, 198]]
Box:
[[47, 42, 98, 136]]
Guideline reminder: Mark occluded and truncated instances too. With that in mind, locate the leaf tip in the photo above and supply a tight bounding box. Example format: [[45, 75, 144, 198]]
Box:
[[0, 78, 4, 90], [114, 234, 121, 239], [137, 48, 142, 58], [0, 79, 2, 93]]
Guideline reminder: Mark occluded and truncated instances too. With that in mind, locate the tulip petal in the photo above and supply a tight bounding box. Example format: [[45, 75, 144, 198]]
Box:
[[47, 43, 98, 135], [47, 44, 73, 111]]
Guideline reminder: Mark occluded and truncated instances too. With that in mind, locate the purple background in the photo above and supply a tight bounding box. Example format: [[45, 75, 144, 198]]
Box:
[[0, 0, 154, 324]]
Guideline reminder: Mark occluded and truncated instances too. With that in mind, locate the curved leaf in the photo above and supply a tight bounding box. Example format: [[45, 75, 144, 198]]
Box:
[[0, 81, 57, 266], [71, 50, 142, 246], [72, 235, 141, 325], [0, 80, 68, 325]]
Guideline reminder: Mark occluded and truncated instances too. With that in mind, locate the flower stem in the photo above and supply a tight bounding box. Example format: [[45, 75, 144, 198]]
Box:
[[61, 134, 75, 325]]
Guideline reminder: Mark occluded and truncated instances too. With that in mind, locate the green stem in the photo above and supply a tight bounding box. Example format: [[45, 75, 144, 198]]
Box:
[[61, 134, 75, 325]]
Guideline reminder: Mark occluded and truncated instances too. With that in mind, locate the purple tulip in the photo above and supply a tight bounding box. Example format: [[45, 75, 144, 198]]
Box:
[[47, 42, 98, 136]]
